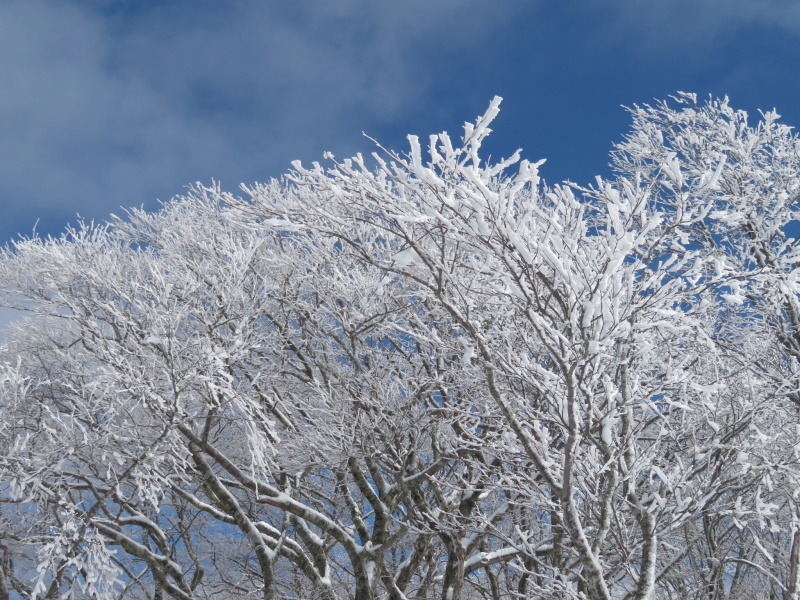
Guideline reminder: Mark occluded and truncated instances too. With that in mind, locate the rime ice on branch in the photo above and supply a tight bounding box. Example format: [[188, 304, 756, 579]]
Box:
[[1, 94, 800, 600]]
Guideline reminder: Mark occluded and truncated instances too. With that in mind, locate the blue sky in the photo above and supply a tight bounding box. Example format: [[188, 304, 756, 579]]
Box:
[[2, 0, 800, 245]]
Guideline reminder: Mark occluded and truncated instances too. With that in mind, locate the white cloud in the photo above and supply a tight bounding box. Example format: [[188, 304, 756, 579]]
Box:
[[0, 0, 533, 239], [607, 0, 800, 55], [0, 1, 233, 230]]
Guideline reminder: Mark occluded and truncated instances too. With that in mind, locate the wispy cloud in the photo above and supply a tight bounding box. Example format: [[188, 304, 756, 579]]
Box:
[[0, 0, 533, 241], [606, 0, 800, 55]]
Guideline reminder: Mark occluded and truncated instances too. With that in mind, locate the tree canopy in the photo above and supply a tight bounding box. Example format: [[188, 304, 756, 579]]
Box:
[[2, 94, 800, 600]]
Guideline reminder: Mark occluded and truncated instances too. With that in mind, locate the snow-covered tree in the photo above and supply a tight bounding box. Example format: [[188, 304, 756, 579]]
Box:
[[1, 94, 799, 600]]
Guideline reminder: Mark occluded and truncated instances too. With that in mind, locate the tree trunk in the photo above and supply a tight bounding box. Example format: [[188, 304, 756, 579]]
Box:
[[787, 529, 800, 600]]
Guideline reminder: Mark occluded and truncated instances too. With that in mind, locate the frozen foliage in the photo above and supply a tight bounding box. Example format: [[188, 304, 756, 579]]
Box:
[[2, 94, 800, 599]]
